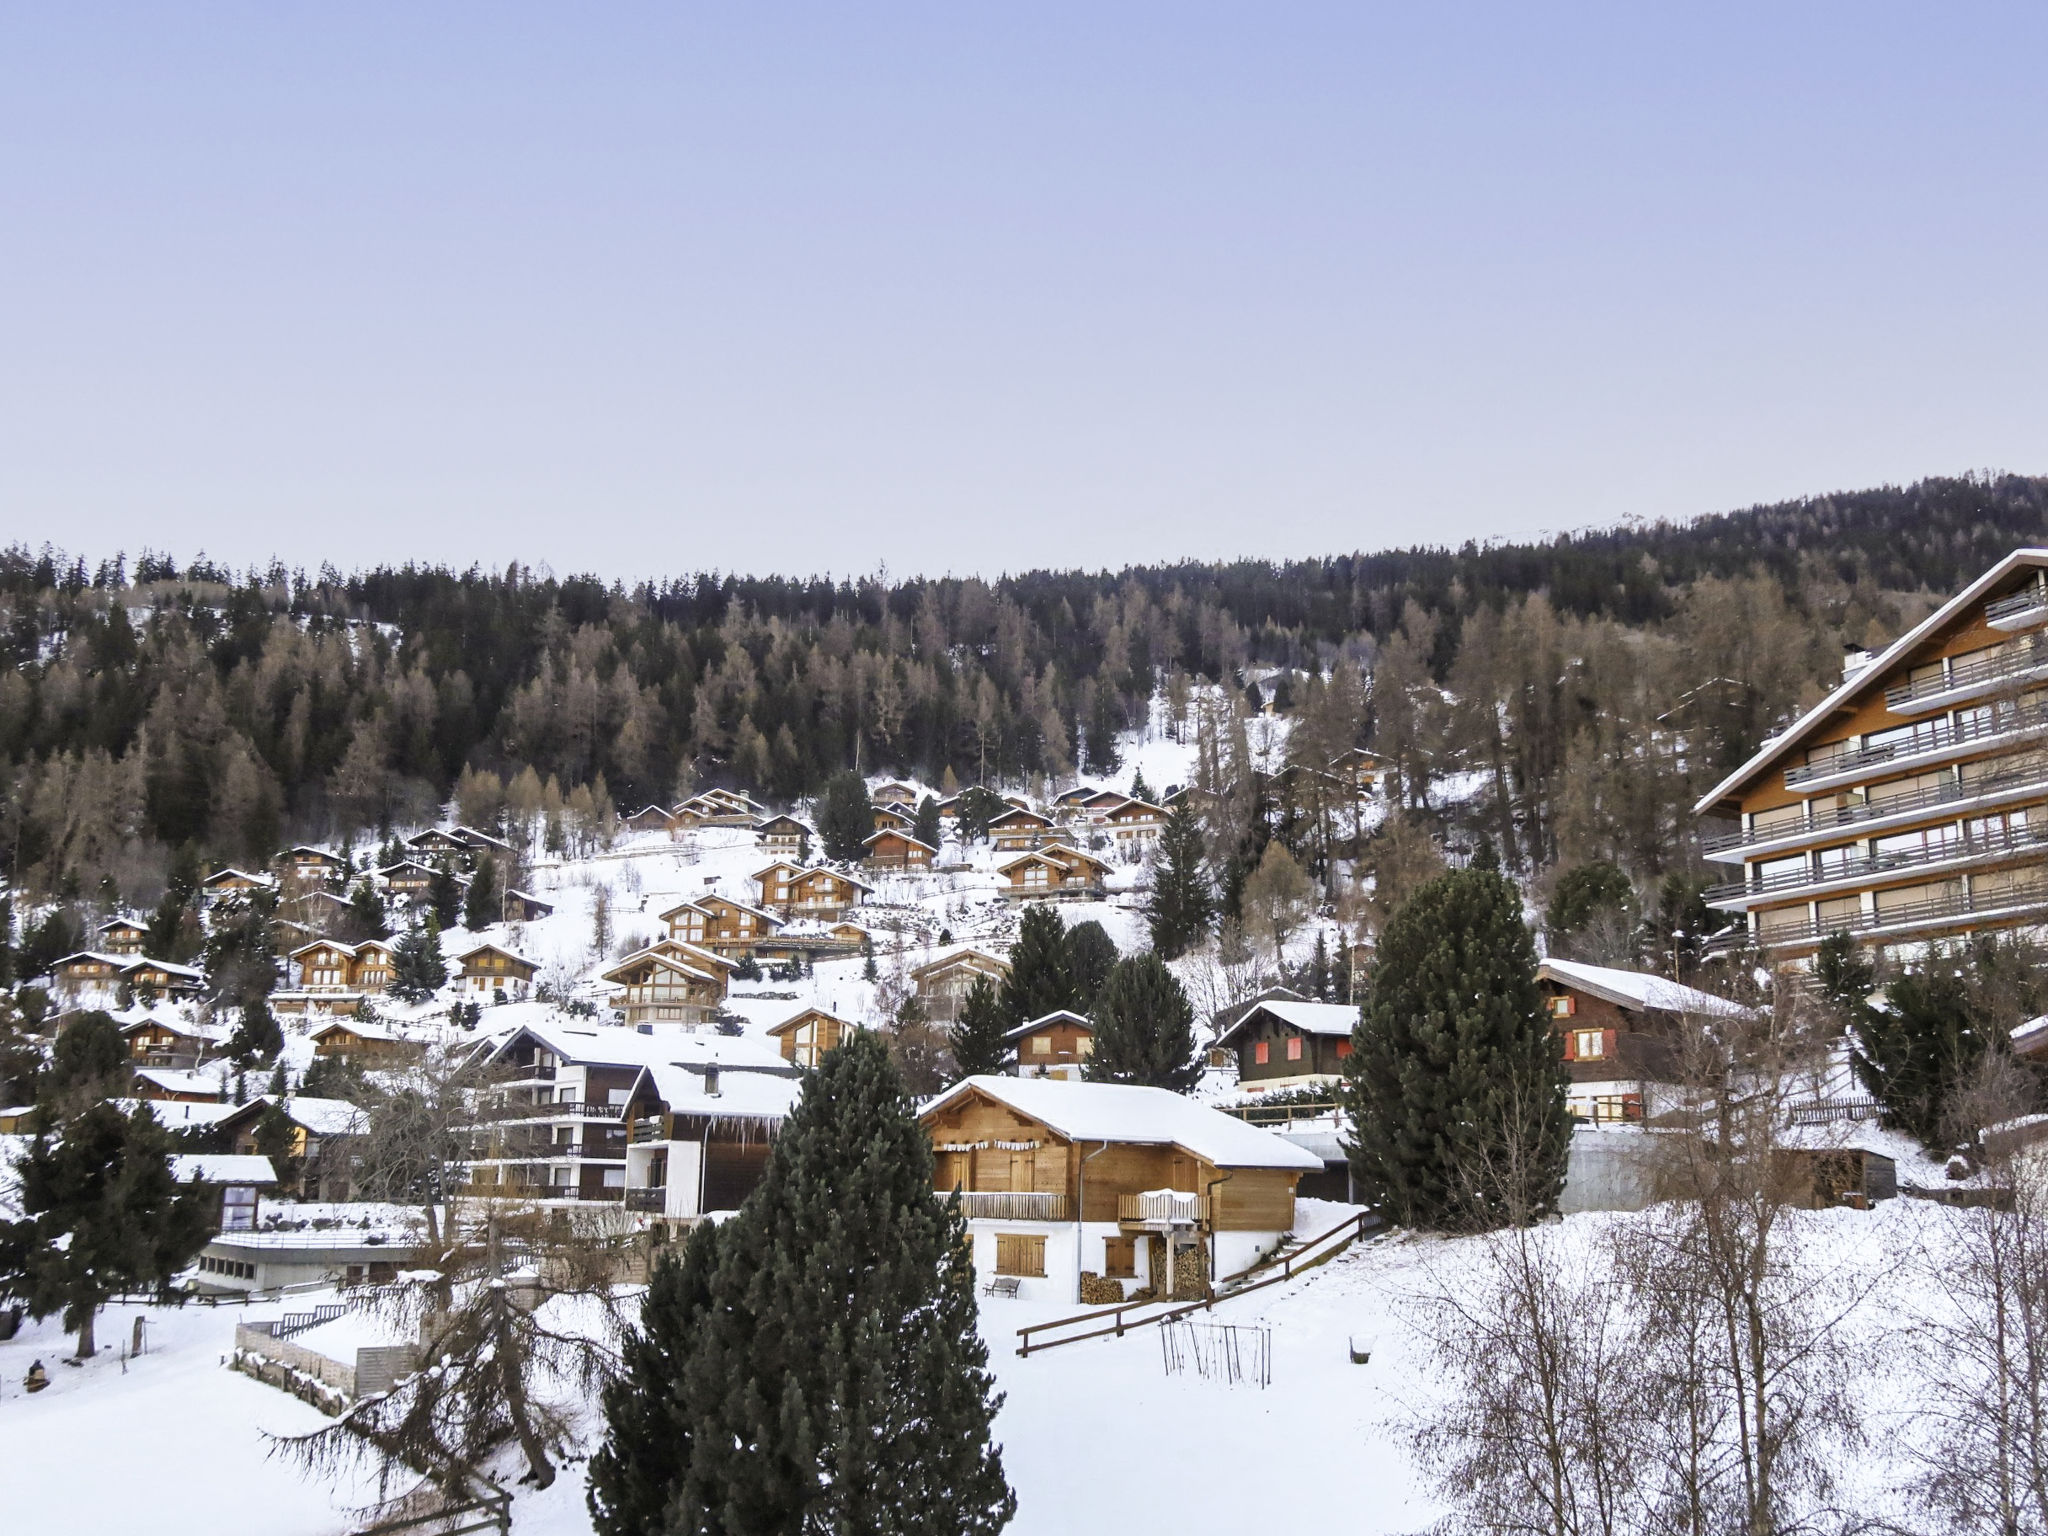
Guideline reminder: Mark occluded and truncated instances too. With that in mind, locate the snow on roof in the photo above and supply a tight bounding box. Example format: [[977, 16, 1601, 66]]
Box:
[[1002, 1010, 1093, 1042], [1536, 958, 1753, 1019], [909, 946, 1011, 979], [642, 1053, 803, 1122], [128, 956, 205, 980], [862, 829, 938, 852], [1216, 1000, 1361, 1045], [926, 1077, 1324, 1171], [124, 1098, 242, 1130], [202, 867, 275, 885], [2014, 1014, 2048, 1055], [117, 1009, 225, 1039], [277, 1096, 372, 1136], [454, 941, 536, 965], [309, 1019, 410, 1042], [134, 1068, 223, 1097], [489, 1018, 789, 1075], [171, 1153, 278, 1186]]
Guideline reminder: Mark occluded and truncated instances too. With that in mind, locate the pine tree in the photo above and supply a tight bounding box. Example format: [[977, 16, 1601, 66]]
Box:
[[464, 854, 500, 930], [1086, 953, 1202, 1092], [427, 861, 464, 930], [817, 771, 874, 863], [1063, 920, 1119, 1013], [589, 1221, 724, 1536], [1341, 867, 1569, 1230], [949, 977, 1012, 1077], [1144, 801, 1214, 960], [1000, 904, 1077, 1026], [669, 1032, 1014, 1534], [0, 1101, 211, 1357]]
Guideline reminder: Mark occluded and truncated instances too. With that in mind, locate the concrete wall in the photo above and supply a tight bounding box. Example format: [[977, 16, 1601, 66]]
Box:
[[1559, 1127, 1661, 1214]]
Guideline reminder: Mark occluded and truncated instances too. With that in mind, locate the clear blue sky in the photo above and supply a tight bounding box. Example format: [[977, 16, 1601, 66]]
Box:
[[4, 5, 2045, 579]]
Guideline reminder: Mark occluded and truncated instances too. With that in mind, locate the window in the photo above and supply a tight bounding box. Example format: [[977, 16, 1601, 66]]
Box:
[[1335, 1039, 1352, 1059], [1103, 1236, 1137, 1278], [1253, 1041, 1269, 1065], [1572, 1030, 1605, 1061], [1077, 1036, 1094, 1057], [1031, 1035, 1052, 1056], [1548, 995, 1576, 1018], [996, 1233, 1047, 1277], [602, 1168, 626, 1188], [1285, 1037, 1303, 1061]]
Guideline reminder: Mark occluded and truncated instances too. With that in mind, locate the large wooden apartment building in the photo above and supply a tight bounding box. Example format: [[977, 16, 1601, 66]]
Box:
[[1697, 550, 2048, 963]]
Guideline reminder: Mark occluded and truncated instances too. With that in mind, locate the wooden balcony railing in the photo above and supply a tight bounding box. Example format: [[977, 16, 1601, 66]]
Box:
[[948, 1190, 1071, 1221], [1118, 1192, 1208, 1225]]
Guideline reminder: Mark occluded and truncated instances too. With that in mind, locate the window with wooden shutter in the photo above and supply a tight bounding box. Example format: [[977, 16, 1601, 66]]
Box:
[[995, 1233, 1047, 1277], [1286, 1037, 1303, 1061], [1253, 1041, 1269, 1065], [1103, 1236, 1137, 1278]]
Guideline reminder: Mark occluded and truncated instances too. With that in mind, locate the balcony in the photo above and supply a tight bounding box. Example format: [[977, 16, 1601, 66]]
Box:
[[630, 1118, 668, 1144], [1886, 633, 2048, 714], [1705, 819, 2048, 910], [1717, 873, 2048, 953], [1783, 701, 2048, 793], [1701, 766, 2048, 861], [489, 1099, 627, 1123], [950, 1190, 1071, 1221], [1119, 1192, 1209, 1228], [1986, 580, 2048, 632], [624, 1187, 666, 1213]]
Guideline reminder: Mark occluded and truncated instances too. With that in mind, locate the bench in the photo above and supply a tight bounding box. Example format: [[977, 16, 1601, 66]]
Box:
[[982, 1275, 1022, 1300]]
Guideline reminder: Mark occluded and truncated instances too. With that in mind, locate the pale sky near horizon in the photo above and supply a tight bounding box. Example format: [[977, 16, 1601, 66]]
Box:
[[3, 5, 2046, 582]]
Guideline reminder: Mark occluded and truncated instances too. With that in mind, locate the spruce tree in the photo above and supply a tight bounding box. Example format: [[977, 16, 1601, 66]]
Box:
[[1086, 953, 1202, 1092], [1852, 955, 2006, 1150], [1000, 904, 1077, 1026], [0, 1101, 211, 1357], [948, 977, 1012, 1077], [1341, 867, 1569, 1230], [464, 854, 500, 930], [671, 1032, 1014, 1535], [1129, 767, 1154, 803], [42, 1011, 130, 1112], [1063, 920, 1119, 1013], [391, 915, 448, 1002], [913, 796, 943, 854], [347, 878, 390, 940], [226, 998, 284, 1065], [817, 772, 874, 863], [589, 1220, 723, 1536], [1144, 801, 1214, 960], [427, 862, 464, 930]]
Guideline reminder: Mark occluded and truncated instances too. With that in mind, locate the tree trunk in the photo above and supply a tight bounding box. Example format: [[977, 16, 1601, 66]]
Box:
[[74, 1306, 96, 1360]]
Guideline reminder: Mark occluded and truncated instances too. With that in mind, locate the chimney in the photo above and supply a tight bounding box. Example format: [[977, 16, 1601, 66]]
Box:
[[1842, 644, 1875, 683], [703, 1065, 721, 1098]]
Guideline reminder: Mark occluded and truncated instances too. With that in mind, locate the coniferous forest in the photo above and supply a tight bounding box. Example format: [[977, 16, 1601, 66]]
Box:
[[2, 472, 2043, 912]]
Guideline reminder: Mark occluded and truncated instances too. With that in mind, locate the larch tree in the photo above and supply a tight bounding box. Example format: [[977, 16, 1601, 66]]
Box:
[[669, 1032, 1015, 1535], [1240, 840, 1315, 967], [1341, 867, 1570, 1231], [1086, 952, 1203, 1093]]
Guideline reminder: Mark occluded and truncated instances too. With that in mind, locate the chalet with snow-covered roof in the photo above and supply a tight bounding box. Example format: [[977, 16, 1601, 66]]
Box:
[[660, 894, 786, 957], [310, 1018, 426, 1065], [279, 846, 347, 882], [1217, 1000, 1361, 1090], [218, 1095, 369, 1200], [863, 828, 936, 870], [870, 803, 916, 834], [274, 937, 396, 1014], [456, 942, 537, 997], [1695, 549, 2048, 965], [754, 864, 871, 920], [872, 781, 919, 805], [753, 814, 813, 859], [377, 859, 440, 896], [503, 888, 554, 922], [601, 940, 733, 1026], [1006, 1010, 1093, 1080], [997, 844, 1111, 900], [1105, 797, 1168, 852], [133, 1067, 224, 1104], [199, 867, 275, 907], [989, 807, 1056, 851], [452, 826, 514, 855], [920, 1077, 1323, 1303], [911, 948, 1011, 1023], [122, 956, 205, 999], [404, 829, 468, 857], [623, 804, 679, 835], [766, 1007, 858, 1067], [170, 1153, 277, 1234], [122, 1013, 227, 1069], [97, 917, 148, 955], [1536, 958, 1753, 1123]]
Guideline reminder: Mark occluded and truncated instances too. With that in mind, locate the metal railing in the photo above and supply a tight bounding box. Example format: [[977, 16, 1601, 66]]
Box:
[[1706, 819, 2048, 903], [488, 1099, 626, 1122], [624, 1187, 665, 1212], [1986, 582, 2048, 625], [1703, 767, 2048, 855], [951, 1190, 1071, 1221], [1887, 633, 2048, 710], [1785, 701, 2048, 788], [1220, 1100, 1343, 1127], [1721, 875, 2048, 951]]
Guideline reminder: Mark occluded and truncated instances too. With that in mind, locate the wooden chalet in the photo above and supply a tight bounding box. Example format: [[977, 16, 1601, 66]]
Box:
[[456, 942, 537, 996], [920, 1077, 1324, 1302], [310, 1018, 426, 1064], [169, 1153, 277, 1234], [1326, 746, 1388, 797], [623, 804, 679, 835], [1105, 797, 1168, 851], [997, 844, 1111, 900], [122, 956, 206, 999], [1073, 789, 1133, 824], [754, 864, 872, 921], [988, 807, 1056, 851], [872, 781, 920, 806], [200, 867, 274, 903], [452, 826, 514, 855], [1536, 958, 1752, 1123], [218, 1096, 369, 1201], [753, 814, 813, 858], [377, 859, 440, 896], [1217, 1000, 1361, 1090], [601, 939, 733, 1026], [863, 828, 937, 870], [49, 950, 203, 1003], [870, 803, 915, 833], [766, 1007, 858, 1067], [133, 1067, 224, 1104], [404, 829, 468, 858], [279, 846, 347, 882], [503, 888, 554, 922], [911, 947, 1011, 1023], [661, 894, 786, 957], [96, 917, 149, 955], [274, 937, 396, 1014], [122, 1013, 227, 1069], [1005, 1010, 1093, 1080]]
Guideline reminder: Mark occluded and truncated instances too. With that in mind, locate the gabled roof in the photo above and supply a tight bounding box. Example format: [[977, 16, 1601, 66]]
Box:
[[922, 1077, 1323, 1171], [1002, 1009, 1093, 1043], [1107, 798, 1166, 819], [216, 1095, 371, 1137], [452, 826, 514, 851], [52, 949, 141, 971], [455, 941, 536, 966], [600, 947, 724, 986], [1214, 999, 1361, 1047], [909, 947, 1011, 981], [988, 806, 1053, 827], [171, 1153, 278, 1186], [202, 867, 274, 887], [119, 1014, 225, 1042], [97, 916, 147, 934], [753, 813, 813, 834], [766, 1007, 857, 1039], [504, 888, 553, 912], [792, 865, 874, 892], [309, 1018, 412, 1043], [1536, 958, 1754, 1020], [123, 956, 205, 981], [133, 1068, 223, 1098], [1694, 548, 2048, 815], [290, 938, 359, 960], [863, 829, 938, 853]]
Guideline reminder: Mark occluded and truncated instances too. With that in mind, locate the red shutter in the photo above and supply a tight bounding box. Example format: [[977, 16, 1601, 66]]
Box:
[[1254, 1041, 1269, 1065]]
